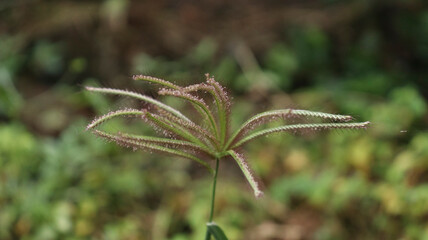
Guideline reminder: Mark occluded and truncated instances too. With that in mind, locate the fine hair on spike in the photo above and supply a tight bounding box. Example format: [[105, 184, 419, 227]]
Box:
[[158, 88, 219, 137], [93, 129, 213, 174], [117, 132, 214, 156], [226, 109, 356, 149], [85, 86, 192, 123], [156, 108, 220, 149], [86, 108, 144, 130], [228, 150, 263, 198], [133, 75, 181, 90], [158, 88, 209, 107], [233, 121, 370, 148]]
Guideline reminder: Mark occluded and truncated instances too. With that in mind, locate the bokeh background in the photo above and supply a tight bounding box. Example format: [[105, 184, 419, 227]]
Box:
[[1, 0, 428, 239]]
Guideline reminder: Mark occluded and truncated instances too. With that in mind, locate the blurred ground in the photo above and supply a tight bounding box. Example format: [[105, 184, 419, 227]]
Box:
[[1, 0, 428, 239]]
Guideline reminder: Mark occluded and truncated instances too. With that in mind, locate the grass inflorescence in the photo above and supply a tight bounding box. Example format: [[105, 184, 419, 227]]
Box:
[[85, 74, 370, 198]]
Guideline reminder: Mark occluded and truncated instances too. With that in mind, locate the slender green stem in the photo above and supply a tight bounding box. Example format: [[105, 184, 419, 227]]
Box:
[[209, 158, 220, 222], [205, 158, 220, 240]]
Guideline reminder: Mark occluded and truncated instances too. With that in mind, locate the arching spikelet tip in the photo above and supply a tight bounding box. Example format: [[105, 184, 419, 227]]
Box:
[[255, 190, 264, 198]]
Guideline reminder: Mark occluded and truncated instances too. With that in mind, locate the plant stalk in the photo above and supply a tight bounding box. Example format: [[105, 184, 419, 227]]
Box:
[[205, 158, 220, 240]]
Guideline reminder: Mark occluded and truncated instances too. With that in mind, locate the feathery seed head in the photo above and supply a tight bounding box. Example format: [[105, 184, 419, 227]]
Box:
[[86, 74, 369, 197]]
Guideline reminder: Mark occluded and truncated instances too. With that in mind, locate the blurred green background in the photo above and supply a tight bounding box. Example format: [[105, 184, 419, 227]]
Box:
[[1, 0, 428, 239]]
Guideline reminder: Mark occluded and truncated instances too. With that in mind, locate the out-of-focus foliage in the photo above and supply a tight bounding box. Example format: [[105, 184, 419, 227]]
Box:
[[1, 0, 428, 239]]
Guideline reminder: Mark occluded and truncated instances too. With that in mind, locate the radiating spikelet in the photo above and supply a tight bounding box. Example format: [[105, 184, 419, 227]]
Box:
[[133, 74, 181, 89], [93, 130, 213, 174], [205, 74, 231, 146], [117, 132, 215, 156], [156, 108, 220, 149], [85, 86, 191, 123], [205, 74, 231, 110], [233, 121, 370, 148], [158, 88, 219, 136], [144, 112, 210, 148], [206, 76, 231, 124], [227, 109, 292, 147], [228, 150, 263, 198], [227, 109, 355, 149], [181, 81, 230, 146], [182, 83, 213, 93], [86, 108, 144, 130], [158, 88, 209, 108], [290, 109, 353, 122]]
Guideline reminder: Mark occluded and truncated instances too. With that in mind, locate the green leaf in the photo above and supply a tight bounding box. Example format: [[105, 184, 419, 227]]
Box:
[[207, 222, 229, 240]]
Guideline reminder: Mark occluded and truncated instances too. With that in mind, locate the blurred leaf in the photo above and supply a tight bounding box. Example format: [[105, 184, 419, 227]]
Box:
[[68, 58, 87, 74], [264, 44, 298, 90], [390, 86, 427, 118], [289, 27, 330, 73], [213, 56, 239, 86], [207, 222, 229, 240], [344, 72, 391, 95], [0, 67, 23, 117], [346, 30, 381, 74], [187, 38, 217, 65], [31, 41, 64, 75]]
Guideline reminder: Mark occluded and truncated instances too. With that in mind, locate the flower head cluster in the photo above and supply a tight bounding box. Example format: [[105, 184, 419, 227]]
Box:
[[86, 74, 370, 197]]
